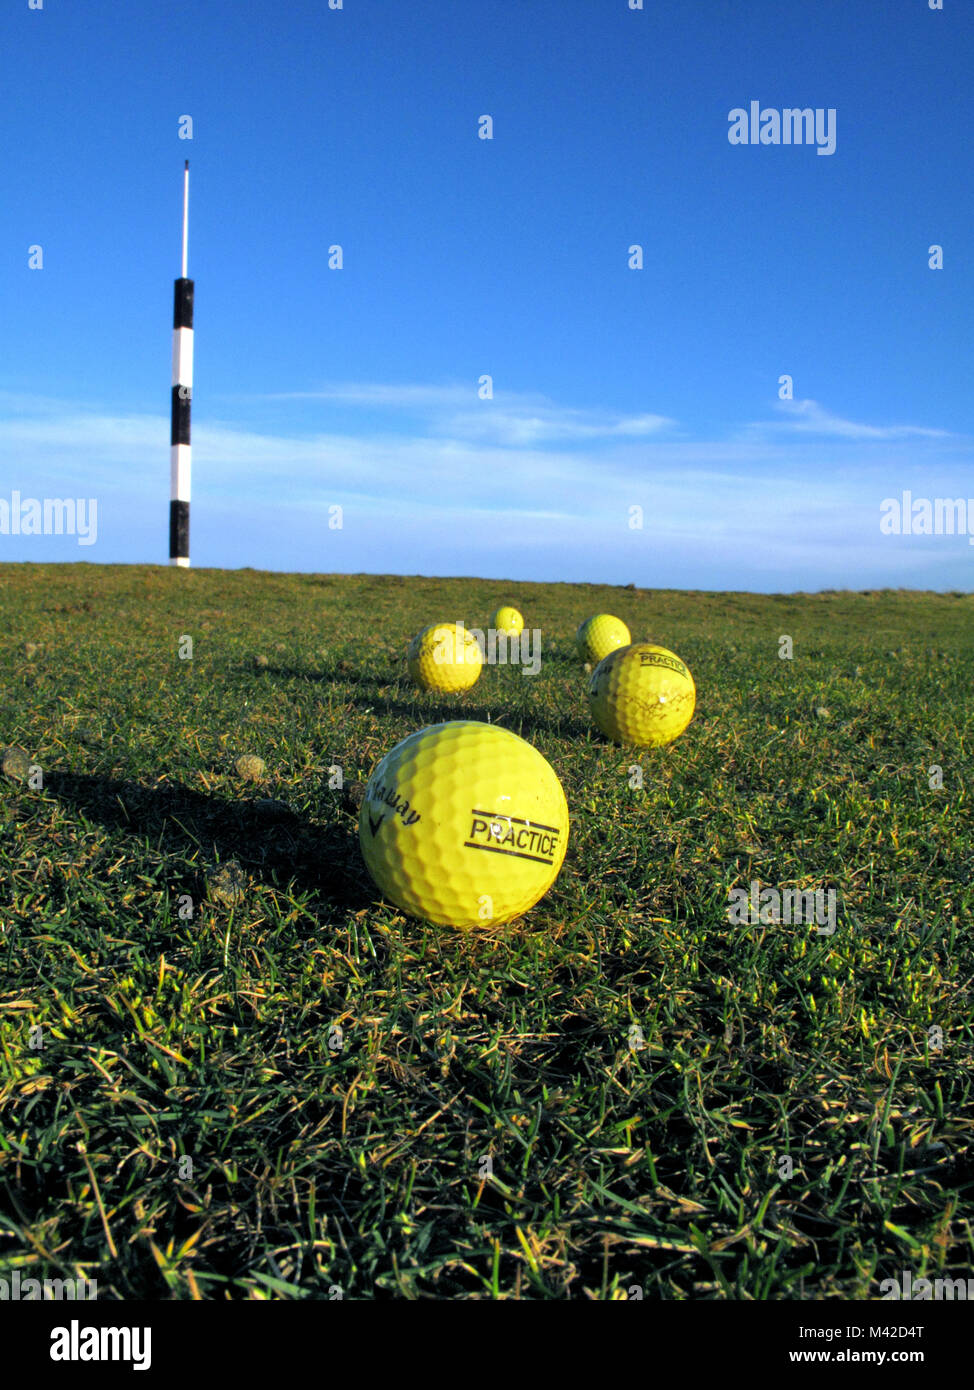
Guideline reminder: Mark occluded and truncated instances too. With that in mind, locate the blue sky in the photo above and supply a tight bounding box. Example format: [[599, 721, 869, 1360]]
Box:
[[3, 0, 972, 589]]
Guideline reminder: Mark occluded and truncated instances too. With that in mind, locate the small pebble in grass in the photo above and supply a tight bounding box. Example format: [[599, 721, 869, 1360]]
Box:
[[2, 746, 31, 781], [206, 861, 247, 906], [815, 707, 831, 720], [583, 661, 593, 674], [234, 753, 266, 781], [253, 654, 269, 669], [24, 642, 39, 660]]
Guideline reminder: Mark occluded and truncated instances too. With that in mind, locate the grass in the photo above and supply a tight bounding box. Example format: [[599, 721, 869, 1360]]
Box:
[[0, 562, 972, 1300]]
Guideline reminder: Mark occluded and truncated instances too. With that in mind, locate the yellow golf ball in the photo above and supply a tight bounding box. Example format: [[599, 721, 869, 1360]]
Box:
[[359, 720, 569, 928], [588, 643, 696, 747], [407, 622, 483, 693], [576, 614, 631, 664], [490, 605, 524, 637]]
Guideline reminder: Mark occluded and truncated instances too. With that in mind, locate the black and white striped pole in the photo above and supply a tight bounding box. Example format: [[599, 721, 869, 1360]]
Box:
[[170, 159, 192, 567]]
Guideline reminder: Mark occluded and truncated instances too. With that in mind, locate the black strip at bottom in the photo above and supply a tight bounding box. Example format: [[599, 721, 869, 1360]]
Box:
[[169, 499, 190, 560]]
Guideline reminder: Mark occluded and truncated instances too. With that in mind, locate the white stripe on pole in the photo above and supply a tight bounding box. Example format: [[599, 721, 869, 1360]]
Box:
[[170, 445, 192, 505], [171, 325, 194, 387]]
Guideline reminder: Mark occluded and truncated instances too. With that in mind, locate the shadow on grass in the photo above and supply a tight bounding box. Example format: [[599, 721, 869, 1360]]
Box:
[[260, 665, 594, 741], [44, 771, 367, 911]]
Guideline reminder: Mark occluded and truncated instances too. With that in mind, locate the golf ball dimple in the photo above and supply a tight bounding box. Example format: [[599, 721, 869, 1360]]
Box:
[[588, 643, 696, 747], [407, 622, 483, 693], [576, 614, 631, 664], [358, 720, 569, 929], [490, 605, 524, 637]]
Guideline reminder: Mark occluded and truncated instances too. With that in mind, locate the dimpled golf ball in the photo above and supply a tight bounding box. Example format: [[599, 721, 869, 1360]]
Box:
[[358, 720, 569, 929], [407, 622, 483, 693], [490, 605, 524, 637], [588, 643, 696, 747], [576, 614, 631, 664]]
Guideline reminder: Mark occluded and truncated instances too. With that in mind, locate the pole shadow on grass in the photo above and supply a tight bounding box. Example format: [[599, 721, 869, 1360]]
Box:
[[260, 665, 594, 741], [44, 771, 370, 916]]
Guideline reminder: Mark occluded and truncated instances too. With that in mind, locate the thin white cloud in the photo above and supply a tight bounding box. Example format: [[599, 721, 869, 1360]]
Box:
[[250, 381, 675, 445], [431, 408, 673, 446], [260, 382, 473, 410], [745, 397, 953, 440]]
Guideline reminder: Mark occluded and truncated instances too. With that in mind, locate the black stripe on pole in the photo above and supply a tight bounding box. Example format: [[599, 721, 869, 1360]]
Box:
[[169, 500, 190, 560], [173, 278, 194, 330], [171, 385, 192, 445]]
